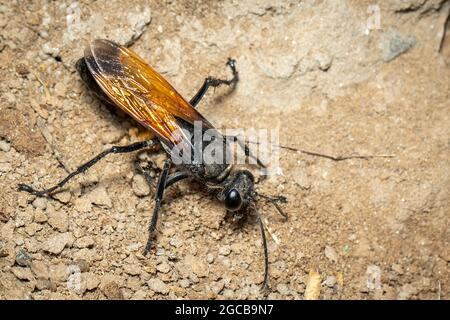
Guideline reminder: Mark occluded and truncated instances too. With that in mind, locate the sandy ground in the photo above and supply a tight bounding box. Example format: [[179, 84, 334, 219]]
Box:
[[0, 0, 449, 300]]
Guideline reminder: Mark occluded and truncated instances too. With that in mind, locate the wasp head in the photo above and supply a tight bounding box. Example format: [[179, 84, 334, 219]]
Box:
[[217, 170, 255, 212]]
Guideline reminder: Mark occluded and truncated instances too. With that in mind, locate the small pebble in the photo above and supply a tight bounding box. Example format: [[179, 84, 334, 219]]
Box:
[[392, 263, 404, 275], [101, 281, 124, 300], [366, 265, 382, 291], [34, 210, 48, 223], [74, 259, 90, 273], [31, 260, 49, 280], [277, 283, 290, 295], [54, 82, 67, 97], [132, 174, 150, 197], [148, 278, 169, 294], [47, 207, 69, 232], [124, 264, 141, 276], [219, 245, 231, 256], [89, 186, 112, 208], [85, 273, 100, 290], [44, 232, 73, 254], [380, 28, 416, 62], [0, 240, 9, 257], [0, 212, 9, 223], [169, 237, 182, 248], [179, 279, 190, 288], [398, 283, 418, 300], [222, 289, 235, 298], [304, 269, 321, 300], [206, 253, 215, 264], [324, 246, 338, 263], [324, 276, 336, 288], [132, 290, 148, 299], [36, 279, 56, 291], [167, 252, 179, 261], [211, 280, 225, 295], [11, 266, 35, 281], [53, 191, 71, 204], [0, 162, 12, 173], [0, 139, 11, 152], [154, 154, 166, 170], [15, 63, 29, 76], [314, 52, 332, 71], [74, 236, 95, 249], [156, 248, 166, 256], [15, 249, 32, 267], [156, 260, 171, 274], [4, 92, 15, 104], [49, 263, 69, 282]]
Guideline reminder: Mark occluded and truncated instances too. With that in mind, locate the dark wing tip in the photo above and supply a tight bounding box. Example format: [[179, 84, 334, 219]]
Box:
[[85, 39, 124, 77], [86, 39, 120, 58]]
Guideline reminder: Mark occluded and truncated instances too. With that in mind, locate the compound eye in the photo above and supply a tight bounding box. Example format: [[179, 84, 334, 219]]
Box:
[[225, 189, 242, 211]]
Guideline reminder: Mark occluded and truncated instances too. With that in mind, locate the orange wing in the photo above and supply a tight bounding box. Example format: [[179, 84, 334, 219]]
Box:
[[84, 39, 213, 149]]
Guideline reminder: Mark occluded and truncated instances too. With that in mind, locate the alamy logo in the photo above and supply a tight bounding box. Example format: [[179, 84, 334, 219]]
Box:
[[169, 121, 280, 176]]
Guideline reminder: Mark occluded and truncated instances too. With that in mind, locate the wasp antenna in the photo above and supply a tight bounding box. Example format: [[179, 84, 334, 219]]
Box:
[[271, 201, 288, 220], [257, 193, 288, 220], [247, 141, 395, 162], [254, 205, 270, 293], [246, 140, 297, 152]]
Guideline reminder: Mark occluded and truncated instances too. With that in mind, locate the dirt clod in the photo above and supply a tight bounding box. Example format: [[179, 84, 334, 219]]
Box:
[[324, 246, 338, 263], [148, 278, 169, 295], [44, 233, 73, 255], [132, 174, 151, 197], [11, 267, 35, 282], [101, 280, 124, 300], [32, 197, 47, 210]]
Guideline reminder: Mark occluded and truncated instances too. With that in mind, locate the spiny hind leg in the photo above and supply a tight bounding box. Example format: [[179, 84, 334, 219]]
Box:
[[189, 58, 239, 108], [19, 140, 155, 197]]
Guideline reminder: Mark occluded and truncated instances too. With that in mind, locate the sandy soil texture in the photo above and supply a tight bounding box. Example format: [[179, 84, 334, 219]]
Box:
[[0, 0, 449, 300]]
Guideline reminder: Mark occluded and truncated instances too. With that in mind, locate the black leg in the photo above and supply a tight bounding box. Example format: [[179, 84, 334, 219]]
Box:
[[165, 171, 189, 189], [189, 58, 239, 108], [135, 158, 190, 190], [137, 164, 188, 254], [18, 140, 155, 197], [143, 159, 173, 255]]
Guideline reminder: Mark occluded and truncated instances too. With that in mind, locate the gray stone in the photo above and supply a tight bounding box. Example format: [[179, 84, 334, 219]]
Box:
[[380, 28, 416, 62], [15, 249, 32, 267]]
